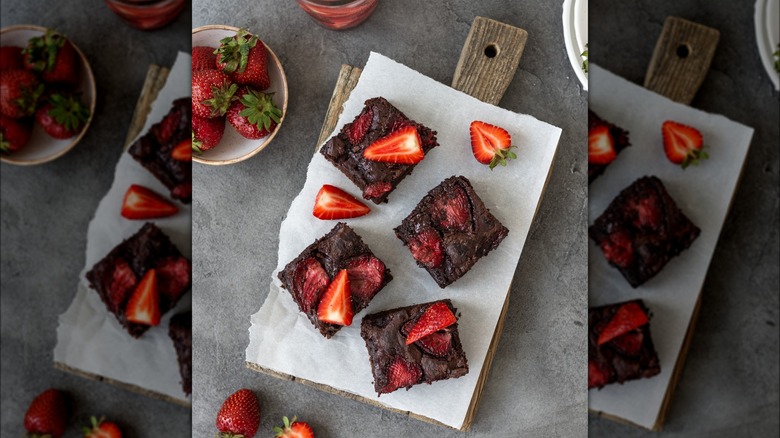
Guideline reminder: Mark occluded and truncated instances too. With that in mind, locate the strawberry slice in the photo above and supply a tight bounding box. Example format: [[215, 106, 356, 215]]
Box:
[[345, 255, 385, 304], [363, 125, 424, 164], [171, 138, 191, 161], [316, 269, 353, 326], [599, 228, 634, 268], [431, 185, 471, 232], [611, 330, 645, 356], [121, 184, 178, 220], [470, 120, 517, 170], [597, 301, 649, 346], [381, 356, 422, 393], [407, 228, 443, 268], [588, 359, 613, 389], [363, 181, 392, 199], [662, 121, 708, 169], [292, 257, 329, 313], [313, 184, 370, 220], [347, 107, 373, 144], [125, 269, 161, 326], [107, 258, 137, 313], [406, 301, 457, 345], [588, 125, 616, 164], [416, 329, 453, 357]]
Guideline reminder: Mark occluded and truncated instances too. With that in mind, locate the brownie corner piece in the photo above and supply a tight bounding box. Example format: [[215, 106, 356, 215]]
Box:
[[277, 222, 393, 338], [589, 176, 700, 288], [169, 311, 192, 395], [394, 175, 508, 288], [588, 299, 660, 389], [85, 222, 192, 338], [319, 96, 439, 204], [588, 110, 630, 184], [128, 97, 192, 203], [360, 299, 468, 396]]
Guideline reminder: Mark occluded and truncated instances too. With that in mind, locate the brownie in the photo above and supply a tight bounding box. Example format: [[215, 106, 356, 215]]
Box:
[[128, 97, 192, 203], [320, 97, 439, 204], [277, 222, 392, 338], [394, 175, 508, 288], [168, 312, 192, 395], [588, 300, 660, 389], [589, 176, 700, 288], [86, 223, 192, 338], [588, 110, 630, 183], [360, 299, 469, 395]]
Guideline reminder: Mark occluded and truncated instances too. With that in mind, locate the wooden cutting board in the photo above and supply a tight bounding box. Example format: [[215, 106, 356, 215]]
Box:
[[53, 63, 189, 408], [589, 16, 721, 431], [246, 16, 530, 431]]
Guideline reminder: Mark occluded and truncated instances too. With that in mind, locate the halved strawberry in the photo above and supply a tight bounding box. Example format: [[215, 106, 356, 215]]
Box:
[[345, 255, 385, 304], [125, 269, 161, 326], [597, 301, 649, 346], [172, 138, 191, 161], [83, 416, 122, 438], [381, 356, 422, 393], [363, 125, 424, 164], [599, 228, 634, 268], [121, 184, 178, 220], [416, 328, 453, 357], [406, 302, 457, 345], [407, 228, 443, 268], [470, 120, 517, 170], [316, 269, 353, 326], [274, 416, 314, 438], [312, 184, 370, 220], [588, 124, 616, 165], [662, 121, 707, 169], [293, 257, 329, 313], [347, 107, 373, 144], [431, 185, 471, 232]]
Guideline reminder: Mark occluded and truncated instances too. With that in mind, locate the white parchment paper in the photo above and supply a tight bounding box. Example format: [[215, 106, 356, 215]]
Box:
[[54, 52, 192, 403], [246, 52, 562, 429], [587, 64, 754, 429]]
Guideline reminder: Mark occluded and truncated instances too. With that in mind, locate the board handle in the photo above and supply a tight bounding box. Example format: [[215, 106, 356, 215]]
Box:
[[644, 16, 720, 104], [451, 16, 528, 105]]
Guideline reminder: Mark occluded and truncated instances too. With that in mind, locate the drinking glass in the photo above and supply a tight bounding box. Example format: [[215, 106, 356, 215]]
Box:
[[296, 0, 378, 30], [103, 0, 186, 30]]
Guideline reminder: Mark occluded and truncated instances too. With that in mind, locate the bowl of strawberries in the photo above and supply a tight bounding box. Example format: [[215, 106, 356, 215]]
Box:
[[0, 25, 96, 166], [191, 25, 288, 165]]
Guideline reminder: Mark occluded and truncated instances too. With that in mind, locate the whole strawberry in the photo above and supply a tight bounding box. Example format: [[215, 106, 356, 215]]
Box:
[[216, 388, 260, 438], [24, 388, 70, 438], [35, 93, 91, 139], [192, 114, 225, 152], [0, 115, 32, 153], [192, 46, 217, 71], [0, 69, 43, 119], [192, 69, 237, 119], [215, 28, 270, 90], [23, 29, 78, 87], [226, 87, 282, 139], [0, 46, 24, 71], [83, 416, 122, 438]]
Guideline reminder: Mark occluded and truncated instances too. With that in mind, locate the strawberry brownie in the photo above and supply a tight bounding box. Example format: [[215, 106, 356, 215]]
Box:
[[169, 311, 191, 395], [319, 97, 439, 204], [128, 98, 192, 203], [277, 222, 392, 338], [589, 176, 700, 288], [589, 300, 660, 389], [360, 299, 468, 395], [394, 176, 508, 288], [588, 110, 630, 183], [86, 223, 191, 338]]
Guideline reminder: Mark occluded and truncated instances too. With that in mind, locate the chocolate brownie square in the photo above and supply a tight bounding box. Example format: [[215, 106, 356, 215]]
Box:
[[588, 110, 630, 183], [394, 175, 508, 288], [128, 97, 191, 203], [360, 299, 469, 395], [589, 176, 700, 288], [320, 97, 439, 204], [86, 223, 192, 338], [589, 299, 660, 389], [169, 312, 191, 395], [277, 222, 392, 338]]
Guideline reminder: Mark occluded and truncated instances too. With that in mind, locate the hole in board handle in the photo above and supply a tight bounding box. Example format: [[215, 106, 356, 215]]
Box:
[[676, 43, 691, 58], [484, 43, 499, 58]]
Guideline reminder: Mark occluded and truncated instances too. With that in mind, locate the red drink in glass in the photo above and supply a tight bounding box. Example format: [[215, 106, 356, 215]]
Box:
[[296, 0, 378, 30], [103, 0, 186, 30]]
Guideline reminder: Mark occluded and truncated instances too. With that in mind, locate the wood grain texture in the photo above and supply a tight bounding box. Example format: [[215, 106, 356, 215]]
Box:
[[644, 17, 720, 104], [123, 64, 170, 150], [451, 16, 528, 106], [248, 17, 529, 431]]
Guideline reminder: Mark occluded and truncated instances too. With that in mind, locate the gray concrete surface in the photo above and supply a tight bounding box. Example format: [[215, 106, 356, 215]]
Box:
[[589, 1, 779, 437], [192, 1, 587, 437], [0, 1, 191, 436]]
